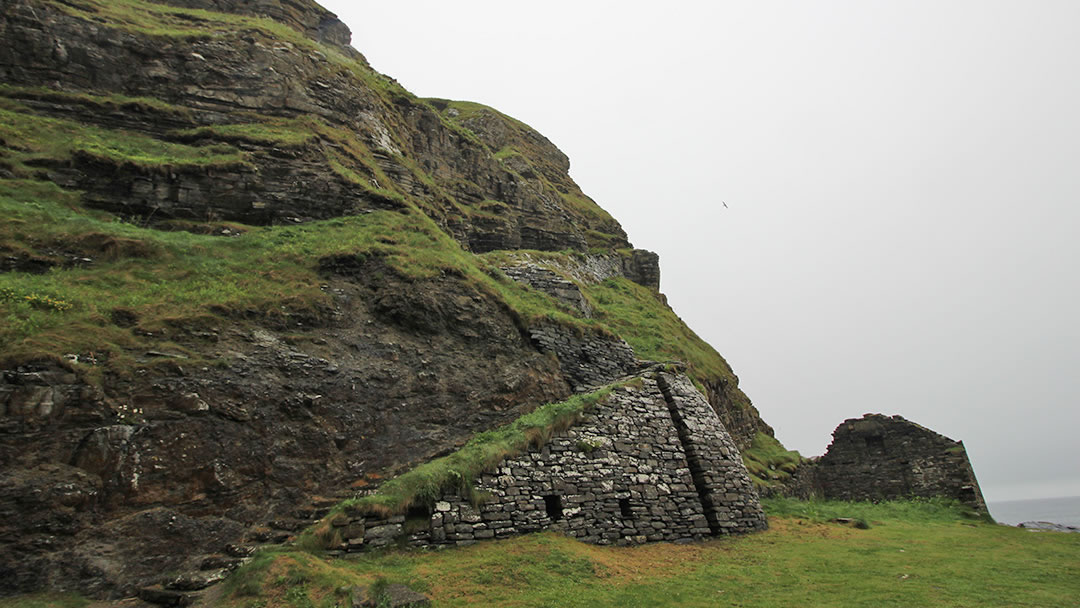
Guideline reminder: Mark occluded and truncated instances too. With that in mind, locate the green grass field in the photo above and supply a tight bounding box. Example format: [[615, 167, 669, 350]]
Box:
[[2, 500, 1077, 607], [224, 498, 1078, 607]]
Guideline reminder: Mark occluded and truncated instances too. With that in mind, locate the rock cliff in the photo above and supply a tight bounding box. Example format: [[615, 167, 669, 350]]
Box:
[[0, 0, 777, 598]]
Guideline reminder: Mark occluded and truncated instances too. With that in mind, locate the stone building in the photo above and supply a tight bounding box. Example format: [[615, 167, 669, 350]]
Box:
[[815, 414, 987, 511], [335, 372, 766, 550]]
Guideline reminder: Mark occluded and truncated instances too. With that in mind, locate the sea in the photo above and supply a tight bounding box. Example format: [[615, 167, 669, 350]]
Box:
[[988, 495, 1080, 528]]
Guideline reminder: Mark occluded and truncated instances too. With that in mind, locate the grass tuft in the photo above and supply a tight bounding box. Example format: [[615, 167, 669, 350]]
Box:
[[761, 496, 979, 524]]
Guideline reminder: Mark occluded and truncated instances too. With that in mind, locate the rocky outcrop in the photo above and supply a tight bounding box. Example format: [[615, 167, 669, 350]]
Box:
[[0, 0, 775, 597], [1017, 522, 1080, 533], [501, 250, 661, 291], [700, 378, 774, 452], [158, 0, 355, 49], [0, 0, 628, 251], [0, 261, 576, 595]]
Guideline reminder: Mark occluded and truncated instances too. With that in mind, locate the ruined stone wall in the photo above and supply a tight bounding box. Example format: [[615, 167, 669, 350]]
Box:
[[815, 414, 987, 511], [501, 264, 592, 317], [528, 325, 639, 391], [509, 251, 661, 291], [333, 373, 766, 551]]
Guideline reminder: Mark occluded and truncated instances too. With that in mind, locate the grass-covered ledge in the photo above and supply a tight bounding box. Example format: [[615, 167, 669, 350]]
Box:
[[742, 431, 805, 487]]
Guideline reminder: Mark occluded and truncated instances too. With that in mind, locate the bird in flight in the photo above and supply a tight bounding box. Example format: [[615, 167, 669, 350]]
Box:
[[722, 201, 729, 209]]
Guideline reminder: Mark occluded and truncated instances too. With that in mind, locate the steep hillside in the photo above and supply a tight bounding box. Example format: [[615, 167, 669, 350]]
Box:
[[0, 0, 777, 597]]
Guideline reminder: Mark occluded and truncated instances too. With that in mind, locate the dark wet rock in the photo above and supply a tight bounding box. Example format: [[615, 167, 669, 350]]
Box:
[[138, 585, 194, 607], [1018, 521, 1080, 533]]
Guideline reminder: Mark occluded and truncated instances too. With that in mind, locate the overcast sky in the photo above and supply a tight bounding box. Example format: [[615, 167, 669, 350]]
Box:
[[320, 0, 1080, 504]]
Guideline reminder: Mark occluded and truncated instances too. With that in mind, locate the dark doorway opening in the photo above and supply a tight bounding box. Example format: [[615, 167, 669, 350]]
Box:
[[404, 504, 431, 533], [544, 495, 563, 521], [619, 498, 632, 518]]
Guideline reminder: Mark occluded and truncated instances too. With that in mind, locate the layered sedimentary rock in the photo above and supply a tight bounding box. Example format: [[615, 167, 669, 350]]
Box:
[[0, 0, 631, 253]]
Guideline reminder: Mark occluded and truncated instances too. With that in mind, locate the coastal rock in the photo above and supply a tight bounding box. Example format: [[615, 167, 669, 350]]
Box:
[[1018, 521, 1080, 533]]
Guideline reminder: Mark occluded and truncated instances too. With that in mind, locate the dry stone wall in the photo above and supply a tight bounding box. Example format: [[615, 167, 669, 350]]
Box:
[[656, 373, 768, 534], [500, 264, 592, 317], [815, 414, 987, 511], [504, 251, 661, 291], [527, 325, 639, 392], [333, 373, 766, 551]]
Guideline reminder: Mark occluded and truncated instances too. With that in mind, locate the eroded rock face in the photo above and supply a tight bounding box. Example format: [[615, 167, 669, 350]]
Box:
[[701, 377, 774, 451], [0, 262, 571, 595], [157, 0, 355, 49]]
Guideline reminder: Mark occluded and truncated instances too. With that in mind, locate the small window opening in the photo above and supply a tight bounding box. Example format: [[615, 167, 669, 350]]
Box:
[[619, 498, 632, 518], [404, 504, 431, 534], [544, 495, 563, 521], [864, 435, 885, 451]]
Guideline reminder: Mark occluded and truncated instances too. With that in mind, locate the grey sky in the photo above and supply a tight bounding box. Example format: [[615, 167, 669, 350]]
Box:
[[320, 0, 1080, 503]]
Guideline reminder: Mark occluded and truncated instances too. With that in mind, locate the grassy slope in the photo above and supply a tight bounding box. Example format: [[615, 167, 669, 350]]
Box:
[[426, 99, 617, 230], [742, 432, 805, 487], [0, 174, 599, 374], [4, 499, 1058, 607], [0, 80, 595, 375]]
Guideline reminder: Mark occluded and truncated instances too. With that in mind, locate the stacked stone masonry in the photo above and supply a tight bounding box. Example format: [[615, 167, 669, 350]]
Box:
[[336, 373, 766, 550], [815, 414, 987, 512], [656, 373, 767, 534], [500, 264, 593, 317], [502, 250, 661, 291], [527, 325, 639, 392]]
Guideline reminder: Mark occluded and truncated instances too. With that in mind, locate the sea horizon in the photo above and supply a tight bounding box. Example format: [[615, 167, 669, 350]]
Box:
[[988, 495, 1080, 528]]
